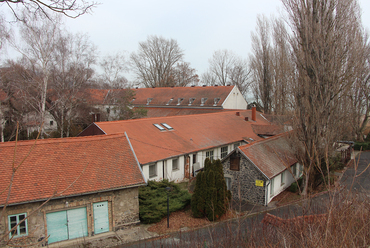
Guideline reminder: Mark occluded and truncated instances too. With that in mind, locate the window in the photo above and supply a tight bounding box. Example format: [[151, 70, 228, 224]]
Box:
[[292, 164, 297, 177], [188, 98, 196, 105], [230, 154, 240, 171], [146, 98, 153, 105], [161, 123, 173, 130], [206, 150, 214, 162], [50, 120, 54, 126], [8, 213, 28, 238], [177, 98, 184, 105], [167, 98, 173, 105], [221, 146, 228, 159], [172, 158, 179, 171], [192, 154, 196, 164], [270, 178, 274, 196], [200, 97, 208, 106], [153, 123, 165, 131], [233, 142, 240, 149], [149, 164, 157, 178], [213, 97, 221, 106], [281, 171, 285, 186], [225, 177, 231, 190]]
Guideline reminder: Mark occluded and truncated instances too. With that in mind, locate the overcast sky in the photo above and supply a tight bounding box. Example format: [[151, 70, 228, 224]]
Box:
[[4, 0, 370, 81]]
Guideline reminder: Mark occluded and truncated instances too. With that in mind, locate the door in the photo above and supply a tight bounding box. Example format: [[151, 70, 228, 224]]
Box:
[[93, 201, 109, 234], [46, 207, 88, 244]]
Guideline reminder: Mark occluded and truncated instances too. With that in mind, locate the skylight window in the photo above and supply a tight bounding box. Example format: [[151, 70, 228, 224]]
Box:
[[177, 98, 184, 105], [153, 124, 165, 131], [161, 123, 173, 130], [146, 98, 153, 105], [200, 97, 208, 106], [188, 98, 196, 106], [213, 97, 221, 106], [167, 98, 174, 105]]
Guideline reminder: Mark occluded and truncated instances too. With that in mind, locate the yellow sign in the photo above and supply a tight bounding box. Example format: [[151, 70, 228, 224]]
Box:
[[255, 180, 264, 187]]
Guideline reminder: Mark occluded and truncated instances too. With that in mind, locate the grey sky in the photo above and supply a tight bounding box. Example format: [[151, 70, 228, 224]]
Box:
[[4, 0, 370, 82]]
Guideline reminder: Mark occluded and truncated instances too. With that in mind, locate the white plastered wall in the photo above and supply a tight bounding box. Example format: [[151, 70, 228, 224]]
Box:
[[222, 86, 248, 110]]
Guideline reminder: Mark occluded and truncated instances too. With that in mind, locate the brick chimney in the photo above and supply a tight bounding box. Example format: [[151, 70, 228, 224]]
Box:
[[236, 112, 240, 116], [252, 105, 256, 121]]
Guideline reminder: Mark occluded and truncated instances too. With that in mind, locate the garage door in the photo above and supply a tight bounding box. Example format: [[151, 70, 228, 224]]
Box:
[[93, 201, 109, 234], [46, 207, 88, 244]]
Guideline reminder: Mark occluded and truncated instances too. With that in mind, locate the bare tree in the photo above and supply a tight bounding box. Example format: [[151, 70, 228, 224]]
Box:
[[171, 62, 199, 87], [130, 35, 184, 88], [10, 11, 63, 138], [1, 0, 97, 20], [228, 58, 252, 96], [282, 0, 365, 195], [99, 52, 129, 89], [250, 15, 273, 114]]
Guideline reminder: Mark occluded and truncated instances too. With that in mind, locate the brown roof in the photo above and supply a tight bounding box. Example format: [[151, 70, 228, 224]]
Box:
[[80, 110, 270, 165], [132, 86, 234, 107], [0, 134, 146, 206], [238, 133, 297, 179], [251, 124, 285, 136]]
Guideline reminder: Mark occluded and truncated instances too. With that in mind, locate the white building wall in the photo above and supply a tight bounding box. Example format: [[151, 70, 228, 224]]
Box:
[[222, 86, 248, 110], [266, 163, 302, 204]]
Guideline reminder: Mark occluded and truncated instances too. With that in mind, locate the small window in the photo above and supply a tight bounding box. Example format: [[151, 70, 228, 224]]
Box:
[[213, 97, 221, 106], [153, 124, 166, 131], [221, 146, 228, 159], [206, 150, 214, 162], [177, 98, 184, 105], [281, 171, 285, 186], [146, 98, 153, 105], [167, 98, 174, 105], [8, 213, 28, 238], [225, 177, 232, 190], [192, 154, 196, 164], [149, 164, 157, 178], [106, 108, 110, 114], [172, 158, 179, 171], [233, 142, 240, 149], [230, 154, 240, 171], [131, 98, 136, 103], [292, 164, 297, 177], [50, 120, 54, 126], [188, 98, 196, 105], [161, 123, 173, 130], [270, 178, 274, 196], [200, 97, 208, 106]]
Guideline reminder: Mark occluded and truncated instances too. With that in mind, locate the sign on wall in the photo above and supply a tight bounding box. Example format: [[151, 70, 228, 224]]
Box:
[[255, 180, 264, 187]]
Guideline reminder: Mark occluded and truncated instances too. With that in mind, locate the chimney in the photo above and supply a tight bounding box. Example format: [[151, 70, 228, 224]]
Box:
[[252, 105, 256, 121], [245, 117, 249, 121], [96, 113, 101, 122], [236, 112, 240, 116], [92, 114, 95, 123]]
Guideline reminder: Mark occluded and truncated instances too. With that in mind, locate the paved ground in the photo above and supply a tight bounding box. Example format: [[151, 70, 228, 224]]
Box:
[[341, 151, 370, 193]]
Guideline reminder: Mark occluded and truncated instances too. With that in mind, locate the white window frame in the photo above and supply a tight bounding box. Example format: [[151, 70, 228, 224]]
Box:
[[225, 176, 232, 190], [8, 213, 28, 238], [221, 146, 228, 159], [270, 178, 274, 196], [172, 158, 179, 171], [149, 164, 157, 178], [281, 171, 285, 186], [206, 150, 214, 162], [234, 142, 240, 149]]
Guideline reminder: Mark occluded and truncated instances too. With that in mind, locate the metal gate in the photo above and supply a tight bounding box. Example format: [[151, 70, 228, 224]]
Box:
[[46, 207, 88, 244], [93, 201, 109, 234]]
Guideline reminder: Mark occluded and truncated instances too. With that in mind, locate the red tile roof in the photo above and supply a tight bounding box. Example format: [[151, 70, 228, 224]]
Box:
[[251, 124, 285, 136], [238, 133, 297, 179], [131, 86, 234, 107], [141, 107, 235, 118], [82, 110, 272, 164], [0, 134, 146, 206]]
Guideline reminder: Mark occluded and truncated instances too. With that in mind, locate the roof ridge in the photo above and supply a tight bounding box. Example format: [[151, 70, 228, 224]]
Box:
[[239, 131, 290, 149], [0, 133, 126, 147]]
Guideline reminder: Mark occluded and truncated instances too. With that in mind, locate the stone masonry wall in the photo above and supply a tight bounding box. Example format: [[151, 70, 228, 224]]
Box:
[[1, 187, 140, 247], [223, 154, 267, 205]]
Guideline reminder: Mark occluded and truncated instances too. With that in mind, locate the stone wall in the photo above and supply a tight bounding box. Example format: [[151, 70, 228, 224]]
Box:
[[223, 153, 267, 205], [1, 186, 140, 247]]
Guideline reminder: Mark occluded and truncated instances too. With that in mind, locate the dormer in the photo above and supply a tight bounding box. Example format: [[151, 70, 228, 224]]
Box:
[[188, 98, 196, 106], [146, 98, 153, 105], [213, 97, 221, 106], [177, 98, 184, 105], [200, 97, 208, 106]]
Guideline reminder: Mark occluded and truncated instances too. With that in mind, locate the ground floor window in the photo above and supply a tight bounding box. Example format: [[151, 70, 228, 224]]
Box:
[[206, 150, 214, 162], [8, 213, 28, 238], [149, 164, 157, 178], [172, 158, 179, 171], [225, 177, 232, 190]]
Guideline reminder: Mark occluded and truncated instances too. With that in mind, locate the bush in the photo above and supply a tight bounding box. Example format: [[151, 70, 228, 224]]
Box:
[[354, 142, 369, 151], [191, 158, 230, 221], [139, 179, 191, 224]]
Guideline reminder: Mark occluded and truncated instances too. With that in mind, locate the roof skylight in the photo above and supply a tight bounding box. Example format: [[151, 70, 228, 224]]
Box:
[[161, 123, 173, 130], [189, 98, 196, 106], [167, 98, 174, 105], [213, 97, 221, 106], [177, 98, 184, 105], [153, 124, 166, 131], [200, 97, 208, 106], [147, 98, 153, 105]]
